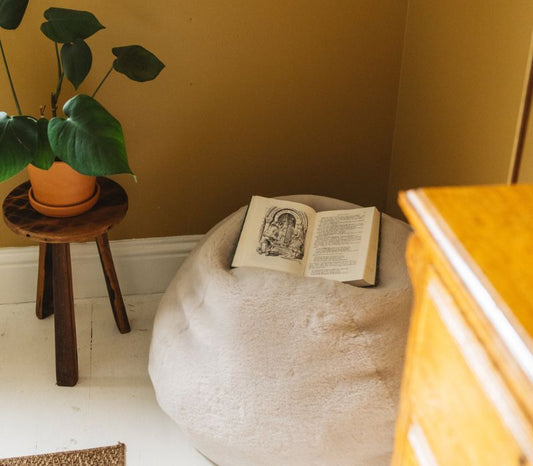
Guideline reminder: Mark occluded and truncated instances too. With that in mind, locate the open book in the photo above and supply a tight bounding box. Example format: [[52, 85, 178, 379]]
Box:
[[231, 196, 381, 286]]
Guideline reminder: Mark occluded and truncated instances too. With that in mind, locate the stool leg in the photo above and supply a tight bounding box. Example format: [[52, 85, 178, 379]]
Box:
[[36, 243, 54, 319], [96, 233, 131, 334], [51, 243, 78, 387]]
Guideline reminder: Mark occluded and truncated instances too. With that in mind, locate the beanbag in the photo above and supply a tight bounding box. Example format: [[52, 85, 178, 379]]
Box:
[[149, 195, 412, 466]]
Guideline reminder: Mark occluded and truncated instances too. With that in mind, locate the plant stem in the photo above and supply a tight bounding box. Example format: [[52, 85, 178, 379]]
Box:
[[54, 42, 62, 80], [0, 39, 22, 115], [92, 65, 114, 98], [51, 72, 64, 117], [51, 42, 63, 117]]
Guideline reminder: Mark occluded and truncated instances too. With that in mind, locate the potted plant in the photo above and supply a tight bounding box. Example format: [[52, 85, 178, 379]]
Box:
[[0, 0, 164, 216]]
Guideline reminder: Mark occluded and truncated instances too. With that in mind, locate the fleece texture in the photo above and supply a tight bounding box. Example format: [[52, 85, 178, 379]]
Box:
[[148, 195, 413, 466]]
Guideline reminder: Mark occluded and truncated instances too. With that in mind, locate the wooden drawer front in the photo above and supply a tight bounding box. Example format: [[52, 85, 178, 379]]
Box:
[[405, 422, 436, 466], [401, 432, 421, 466], [408, 274, 532, 465]]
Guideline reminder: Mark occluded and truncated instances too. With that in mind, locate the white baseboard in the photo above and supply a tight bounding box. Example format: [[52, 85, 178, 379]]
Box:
[[0, 235, 203, 305]]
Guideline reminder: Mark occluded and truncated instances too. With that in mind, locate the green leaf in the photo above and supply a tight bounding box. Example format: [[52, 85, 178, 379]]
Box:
[[0, 112, 35, 181], [48, 95, 132, 176], [61, 39, 92, 89], [112, 45, 165, 82], [0, 0, 28, 30], [32, 118, 55, 170], [40, 8, 104, 43]]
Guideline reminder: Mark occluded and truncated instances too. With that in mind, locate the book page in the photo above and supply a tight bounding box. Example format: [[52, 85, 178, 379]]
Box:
[[232, 196, 317, 276], [304, 207, 379, 284]]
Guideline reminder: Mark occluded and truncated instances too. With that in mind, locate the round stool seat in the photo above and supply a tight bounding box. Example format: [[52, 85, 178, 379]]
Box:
[[149, 195, 413, 466], [3, 177, 127, 243]]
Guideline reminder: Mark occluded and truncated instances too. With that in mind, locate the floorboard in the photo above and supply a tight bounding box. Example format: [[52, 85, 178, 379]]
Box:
[[0, 294, 212, 465]]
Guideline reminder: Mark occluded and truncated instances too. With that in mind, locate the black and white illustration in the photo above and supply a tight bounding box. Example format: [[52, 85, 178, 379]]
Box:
[[257, 206, 308, 260]]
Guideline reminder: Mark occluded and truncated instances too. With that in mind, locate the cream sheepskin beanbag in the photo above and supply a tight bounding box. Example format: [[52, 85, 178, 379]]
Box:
[[149, 195, 413, 466]]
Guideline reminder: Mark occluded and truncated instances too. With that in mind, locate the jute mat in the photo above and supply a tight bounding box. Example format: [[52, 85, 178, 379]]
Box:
[[0, 443, 125, 466]]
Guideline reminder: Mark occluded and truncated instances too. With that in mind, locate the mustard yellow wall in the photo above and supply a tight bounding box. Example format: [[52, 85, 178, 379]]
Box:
[[0, 0, 407, 247], [386, 1, 533, 218]]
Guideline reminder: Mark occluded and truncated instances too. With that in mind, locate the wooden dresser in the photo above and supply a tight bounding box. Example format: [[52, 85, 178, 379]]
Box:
[[392, 184, 533, 465]]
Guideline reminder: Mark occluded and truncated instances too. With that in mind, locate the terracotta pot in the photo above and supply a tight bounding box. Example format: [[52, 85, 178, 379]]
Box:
[[27, 162, 101, 217]]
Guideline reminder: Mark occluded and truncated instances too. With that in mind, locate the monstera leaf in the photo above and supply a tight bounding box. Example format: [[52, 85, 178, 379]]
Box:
[[0, 0, 28, 30], [48, 94, 132, 176], [112, 45, 165, 82], [61, 39, 92, 89], [32, 118, 56, 170], [0, 113, 34, 181], [41, 8, 104, 43]]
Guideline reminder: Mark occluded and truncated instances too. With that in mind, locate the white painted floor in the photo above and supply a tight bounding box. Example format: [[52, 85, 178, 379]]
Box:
[[0, 293, 213, 465]]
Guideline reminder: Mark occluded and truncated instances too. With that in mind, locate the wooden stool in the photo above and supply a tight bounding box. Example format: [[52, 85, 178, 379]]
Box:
[[2, 177, 130, 387]]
